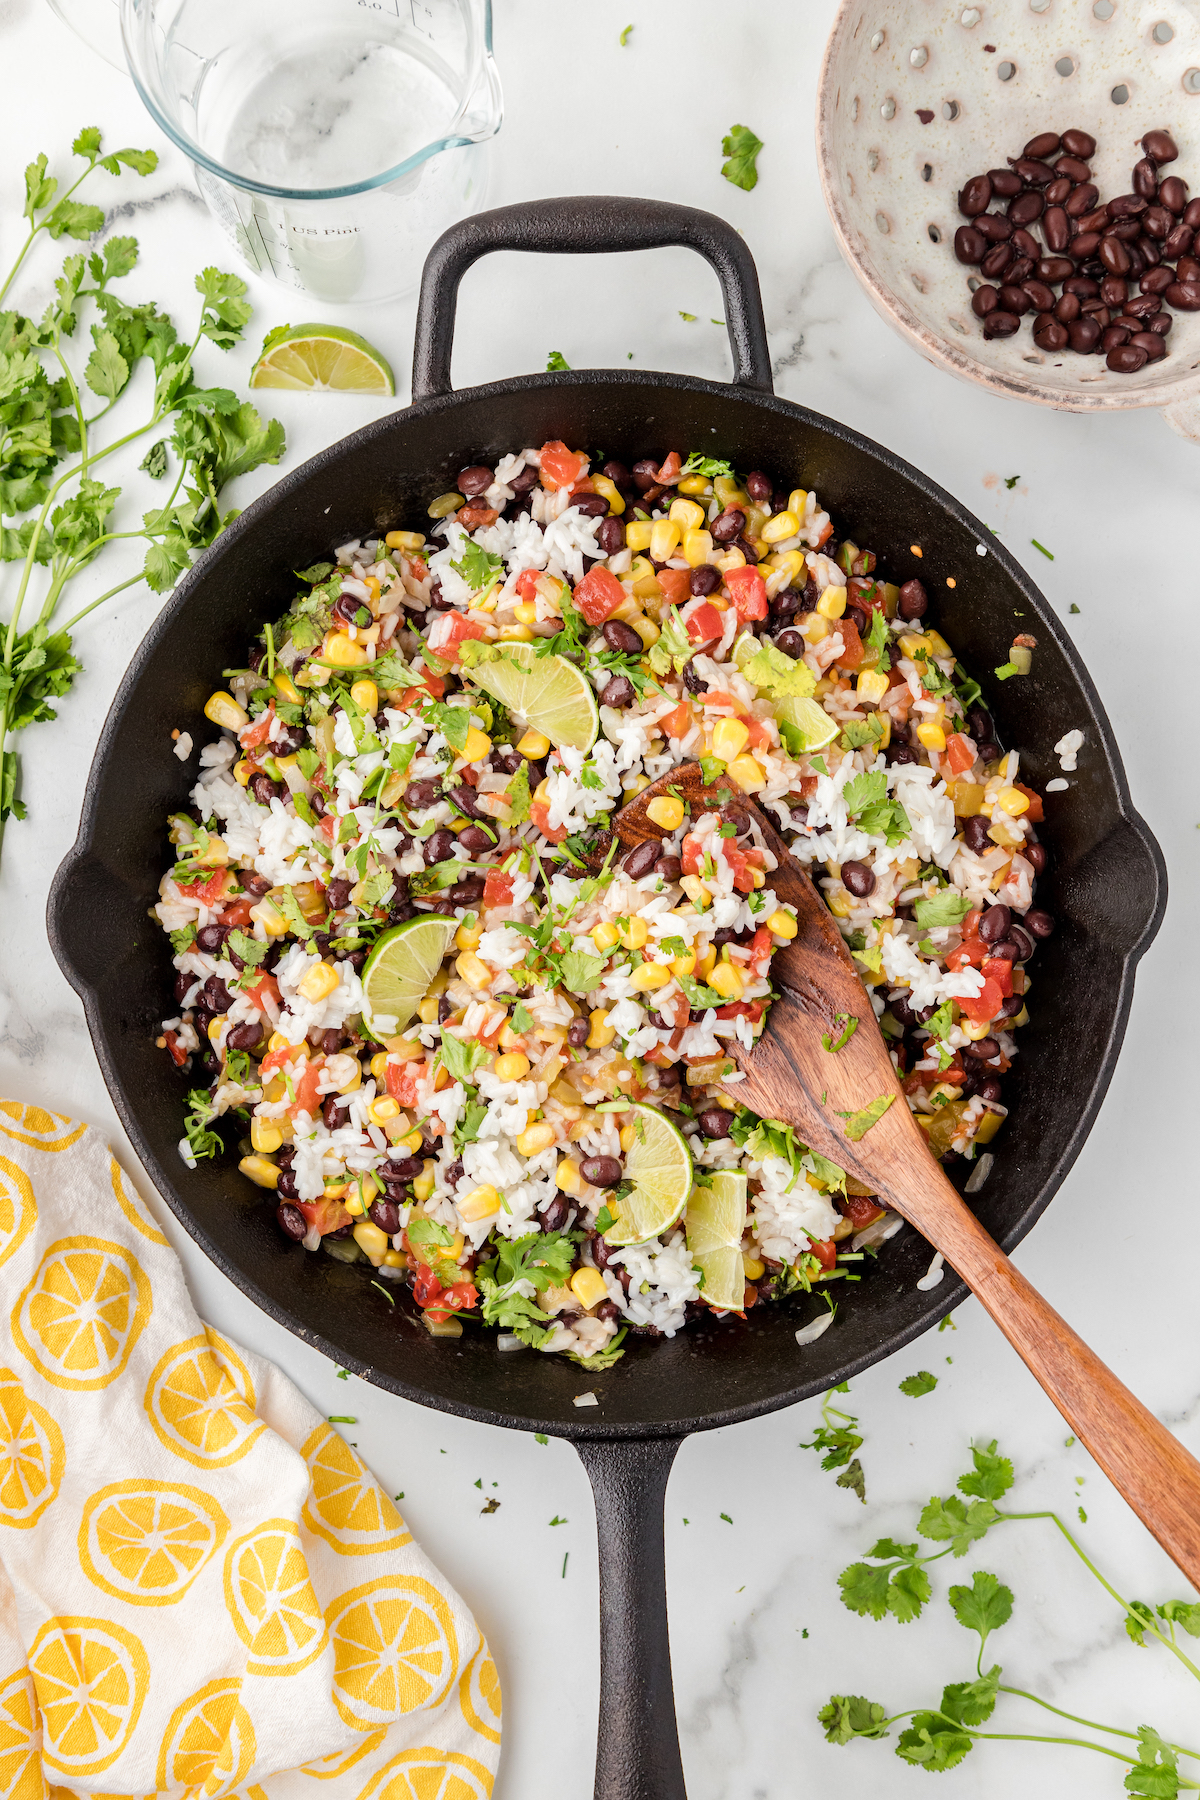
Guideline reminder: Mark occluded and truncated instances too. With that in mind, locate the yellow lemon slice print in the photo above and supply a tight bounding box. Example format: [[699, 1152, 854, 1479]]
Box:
[[107, 1159, 169, 1248], [156, 1677, 255, 1799], [223, 1520, 327, 1678], [12, 1239, 151, 1392], [0, 1103, 86, 1154], [0, 1667, 46, 1800], [144, 1330, 264, 1470], [28, 1617, 149, 1777], [458, 1641, 501, 1746], [0, 1366, 64, 1530], [300, 1424, 412, 1558], [295, 1727, 386, 1781], [0, 1160, 35, 1272], [359, 1747, 494, 1800], [325, 1576, 458, 1730], [79, 1480, 229, 1607]]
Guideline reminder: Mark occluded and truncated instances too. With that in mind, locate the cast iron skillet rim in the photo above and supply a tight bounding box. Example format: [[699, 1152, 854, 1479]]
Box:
[[48, 364, 1165, 1440]]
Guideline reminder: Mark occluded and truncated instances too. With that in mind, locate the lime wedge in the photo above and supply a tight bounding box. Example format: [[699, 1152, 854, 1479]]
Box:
[[685, 1170, 748, 1312], [250, 324, 395, 394], [773, 694, 840, 754], [731, 629, 759, 672], [359, 916, 457, 1039], [602, 1104, 694, 1247], [462, 641, 599, 753]]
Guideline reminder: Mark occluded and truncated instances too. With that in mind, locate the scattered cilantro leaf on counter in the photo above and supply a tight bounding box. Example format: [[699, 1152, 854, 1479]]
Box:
[[535, 1433, 548, 1445], [546, 350, 570, 371], [899, 1371, 938, 1397], [801, 1384, 867, 1503], [1031, 538, 1054, 560], [721, 123, 764, 191], [679, 312, 697, 322], [1004, 475, 1019, 489], [819, 1695, 890, 1745], [619, 22, 633, 44], [1070, 602, 1081, 614], [481, 1497, 501, 1514]]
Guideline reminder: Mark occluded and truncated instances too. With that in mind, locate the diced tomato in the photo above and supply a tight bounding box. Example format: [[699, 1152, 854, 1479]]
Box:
[[163, 1030, 189, 1068], [744, 716, 772, 751], [724, 565, 768, 622], [961, 908, 983, 941], [687, 601, 724, 644], [417, 666, 446, 700], [660, 702, 692, 740], [457, 505, 498, 530], [1015, 783, 1044, 823], [813, 518, 834, 548], [982, 955, 1014, 998], [655, 451, 683, 485], [946, 939, 987, 972], [260, 1045, 293, 1078], [239, 704, 274, 751], [219, 897, 255, 928], [443, 1281, 478, 1313], [643, 1045, 674, 1067], [244, 972, 281, 1015], [412, 1264, 444, 1308], [748, 925, 773, 974], [809, 1237, 838, 1272], [540, 440, 586, 491], [409, 555, 429, 582], [573, 565, 626, 625], [720, 842, 755, 894], [834, 618, 863, 670], [945, 733, 976, 776], [958, 976, 1003, 1024], [660, 991, 691, 1031], [483, 869, 515, 909], [515, 570, 540, 601], [657, 568, 691, 606], [681, 833, 704, 876], [837, 1193, 885, 1230], [714, 1000, 765, 1023], [319, 813, 337, 844], [288, 1057, 325, 1120], [425, 610, 488, 666], [297, 1196, 352, 1236], [177, 869, 234, 906], [705, 691, 743, 710], [530, 799, 568, 844], [385, 1061, 422, 1106]]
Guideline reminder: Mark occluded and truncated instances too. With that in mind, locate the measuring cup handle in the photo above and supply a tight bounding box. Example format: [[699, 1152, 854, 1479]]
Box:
[[411, 196, 773, 401]]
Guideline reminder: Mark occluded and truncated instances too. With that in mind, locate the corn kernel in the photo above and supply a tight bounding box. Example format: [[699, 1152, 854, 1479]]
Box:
[[323, 631, 370, 669], [249, 898, 288, 938], [204, 691, 248, 732], [555, 1158, 583, 1196], [495, 1052, 531, 1082], [711, 717, 750, 761], [646, 794, 685, 831], [250, 1116, 283, 1154], [762, 509, 800, 544], [298, 961, 340, 1003], [399, 1127, 423, 1152], [412, 1161, 436, 1201], [827, 890, 854, 918], [516, 728, 551, 758], [591, 473, 625, 515], [619, 916, 649, 949], [238, 1154, 279, 1190], [898, 632, 932, 658], [670, 951, 697, 978], [418, 996, 440, 1024], [591, 921, 620, 952], [767, 548, 805, 587], [534, 777, 553, 804], [625, 520, 653, 553], [801, 611, 831, 644], [516, 1122, 557, 1158], [459, 1183, 501, 1222], [496, 622, 534, 642], [369, 1054, 391, 1085], [716, 548, 747, 574], [915, 722, 946, 753], [613, 1126, 636, 1156], [271, 672, 301, 707], [697, 944, 717, 978], [570, 1266, 610, 1310], [924, 629, 953, 659], [767, 909, 798, 940], [587, 1009, 616, 1049], [350, 678, 379, 715], [649, 518, 682, 562], [742, 1253, 766, 1281], [682, 528, 714, 568], [368, 1096, 400, 1125], [994, 786, 1030, 817], [428, 491, 463, 518], [456, 952, 492, 990], [708, 961, 745, 999], [668, 497, 706, 532], [727, 753, 767, 794], [386, 528, 426, 552], [349, 1221, 386, 1263], [627, 613, 659, 647], [380, 1249, 405, 1268], [962, 1016, 994, 1042], [455, 921, 483, 952], [233, 759, 253, 787], [788, 488, 808, 518], [856, 668, 890, 704], [510, 599, 538, 626], [459, 726, 491, 763], [206, 1015, 226, 1045], [628, 961, 672, 991], [816, 586, 847, 620], [677, 474, 712, 497]]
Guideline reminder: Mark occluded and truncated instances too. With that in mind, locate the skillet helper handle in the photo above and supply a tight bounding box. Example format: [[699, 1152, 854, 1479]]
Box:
[[411, 196, 773, 401], [575, 1436, 687, 1800], [910, 1171, 1200, 1590]]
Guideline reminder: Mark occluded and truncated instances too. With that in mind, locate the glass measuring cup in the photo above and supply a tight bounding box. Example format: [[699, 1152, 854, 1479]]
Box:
[[120, 0, 502, 304]]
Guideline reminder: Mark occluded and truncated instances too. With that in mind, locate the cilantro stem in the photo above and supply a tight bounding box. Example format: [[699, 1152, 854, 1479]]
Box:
[[997, 1687, 1200, 1761], [0, 156, 97, 308]]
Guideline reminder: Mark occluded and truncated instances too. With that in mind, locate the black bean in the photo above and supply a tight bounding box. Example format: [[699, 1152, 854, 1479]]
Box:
[[276, 1167, 299, 1199], [1107, 343, 1149, 370], [1025, 842, 1049, 876], [603, 618, 644, 655], [366, 1197, 400, 1234], [770, 628, 805, 660], [982, 311, 1021, 340], [385, 1154, 425, 1182], [448, 878, 486, 904], [321, 1095, 349, 1131], [965, 1036, 1000, 1062], [590, 1231, 614, 1270], [1143, 129, 1179, 165], [455, 464, 492, 497], [172, 970, 194, 1005], [1021, 907, 1055, 939], [623, 840, 661, 879], [1147, 312, 1173, 337], [449, 783, 486, 820], [1007, 922, 1036, 961], [646, 857, 680, 889], [572, 492, 610, 518], [239, 870, 272, 897], [227, 1020, 263, 1054], [711, 507, 745, 543], [249, 773, 283, 805], [1033, 316, 1070, 351], [997, 284, 1030, 315], [333, 592, 370, 627], [581, 1155, 623, 1188], [975, 1078, 1004, 1104], [200, 974, 231, 1014], [1021, 280, 1055, 313], [600, 674, 636, 708], [1007, 190, 1044, 227], [886, 742, 918, 766], [979, 242, 1014, 281], [406, 778, 443, 809], [539, 1194, 571, 1234], [959, 173, 993, 215], [745, 470, 773, 503], [1044, 177, 1072, 206], [1053, 291, 1080, 323], [423, 828, 454, 866], [1064, 182, 1099, 218], [697, 1108, 733, 1139], [322, 1028, 346, 1055], [597, 517, 625, 555], [687, 564, 718, 598], [567, 1018, 590, 1048], [277, 1202, 307, 1240], [979, 904, 1011, 944], [194, 922, 227, 954], [898, 578, 928, 621], [963, 815, 992, 854], [1069, 317, 1101, 353], [970, 285, 999, 321], [437, 994, 455, 1025], [841, 859, 876, 898], [1024, 131, 1061, 160], [1043, 205, 1072, 252], [596, 1299, 621, 1323], [1166, 282, 1200, 310]]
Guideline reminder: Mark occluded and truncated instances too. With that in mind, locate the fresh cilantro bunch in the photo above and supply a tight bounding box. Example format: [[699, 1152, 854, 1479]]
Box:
[[0, 128, 285, 853], [476, 1230, 580, 1345]]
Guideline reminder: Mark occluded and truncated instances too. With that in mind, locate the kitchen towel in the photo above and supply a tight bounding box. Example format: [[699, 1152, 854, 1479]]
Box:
[[0, 1099, 501, 1800]]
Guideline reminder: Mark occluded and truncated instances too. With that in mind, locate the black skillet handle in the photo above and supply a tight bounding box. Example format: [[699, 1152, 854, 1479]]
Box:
[[574, 1435, 687, 1800], [411, 197, 773, 402]]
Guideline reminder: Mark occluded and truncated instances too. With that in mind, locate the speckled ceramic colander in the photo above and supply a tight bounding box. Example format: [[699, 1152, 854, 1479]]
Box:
[[817, 0, 1200, 439]]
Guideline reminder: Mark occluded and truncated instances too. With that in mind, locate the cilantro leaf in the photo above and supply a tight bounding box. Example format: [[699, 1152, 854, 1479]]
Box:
[[699, 754, 726, 785], [818, 1695, 889, 1745], [941, 1666, 1001, 1729], [678, 973, 726, 1011], [821, 1012, 858, 1054], [837, 1092, 895, 1140], [856, 798, 912, 845], [800, 1423, 862, 1473], [427, 700, 471, 753], [837, 1458, 867, 1503], [558, 948, 606, 996], [182, 1089, 223, 1162], [450, 539, 503, 593], [918, 1493, 999, 1557], [899, 1369, 938, 1397], [957, 1440, 1014, 1503], [279, 887, 315, 940], [895, 1715, 974, 1772], [864, 606, 890, 669], [839, 1558, 931, 1623], [721, 123, 764, 191], [948, 1571, 1013, 1655], [680, 452, 735, 481], [1156, 1599, 1200, 1638], [913, 890, 972, 928], [843, 769, 888, 815], [438, 1033, 489, 1084], [546, 350, 571, 371], [227, 929, 268, 968], [646, 607, 692, 676], [1126, 1726, 1181, 1798]]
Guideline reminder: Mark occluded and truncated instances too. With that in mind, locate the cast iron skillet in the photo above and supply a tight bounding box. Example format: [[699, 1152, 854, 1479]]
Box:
[[49, 199, 1165, 1800]]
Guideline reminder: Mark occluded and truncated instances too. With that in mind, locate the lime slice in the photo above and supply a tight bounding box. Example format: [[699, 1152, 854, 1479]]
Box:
[[462, 641, 599, 753], [602, 1104, 694, 1247], [685, 1170, 748, 1312], [359, 915, 457, 1039], [731, 629, 759, 672], [773, 694, 840, 754], [250, 324, 395, 394]]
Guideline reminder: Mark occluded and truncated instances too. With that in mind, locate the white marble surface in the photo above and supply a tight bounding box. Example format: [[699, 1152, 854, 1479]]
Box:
[[3, 1, 1200, 1794]]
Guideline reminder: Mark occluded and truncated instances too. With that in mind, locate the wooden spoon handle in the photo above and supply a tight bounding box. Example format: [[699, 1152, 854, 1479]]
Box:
[[922, 1179, 1200, 1587]]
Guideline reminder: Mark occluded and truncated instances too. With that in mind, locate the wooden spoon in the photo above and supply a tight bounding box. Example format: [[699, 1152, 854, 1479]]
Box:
[[616, 760, 1200, 1588]]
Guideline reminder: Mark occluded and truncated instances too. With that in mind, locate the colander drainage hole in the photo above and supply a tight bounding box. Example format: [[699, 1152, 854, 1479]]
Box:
[[1093, 0, 1114, 19], [998, 61, 1017, 80], [943, 98, 961, 118], [1184, 67, 1200, 94], [1029, 0, 1050, 12], [1056, 55, 1076, 76], [1111, 82, 1129, 102], [1152, 21, 1174, 42], [928, 223, 943, 242], [922, 162, 933, 181]]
